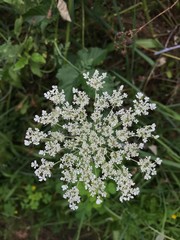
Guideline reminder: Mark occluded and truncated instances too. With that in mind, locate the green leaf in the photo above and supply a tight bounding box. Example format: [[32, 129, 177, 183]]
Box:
[[19, 101, 29, 115], [14, 56, 28, 70], [31, 52, 46, 64], [42, 193, 52, 204], [135, 48, 155, 66], [166, 69, 172, 79], [30, 61, 42, 77], [23, 2, 51, 19], [56, 65, 80, 101], [8, 66, 22, 87], [135, 39, 162, 49], [78, 182, 88, 196], [156, 102, 180, 121], [76, 200, 93, 219], [3, 202, 16, 217], [14, 16, 23, 37], [99, 73, 114, 94], [0, 42, 21, 63], [3, 0, 24, 5], [107, 182, 116, 194], [77, 47, 107, 68], [23, 36, 34, 52]]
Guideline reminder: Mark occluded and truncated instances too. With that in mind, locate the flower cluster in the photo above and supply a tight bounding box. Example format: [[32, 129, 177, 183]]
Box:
[[25, 70, 162, 210]]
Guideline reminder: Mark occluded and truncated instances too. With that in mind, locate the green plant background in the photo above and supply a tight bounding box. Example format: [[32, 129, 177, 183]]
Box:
[[0, 0, 179, 239]]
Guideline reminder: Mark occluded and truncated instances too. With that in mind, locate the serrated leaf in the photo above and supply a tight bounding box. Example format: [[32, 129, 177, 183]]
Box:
[[23, 3, 49, 18], [14, 56, 28, 70], [56, 65, 79, 101], [31, 52, 46, 64], [77, 47, 107, 68]]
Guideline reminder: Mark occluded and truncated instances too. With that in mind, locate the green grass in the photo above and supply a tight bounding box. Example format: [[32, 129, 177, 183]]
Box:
[[0, 0, 179, 239]]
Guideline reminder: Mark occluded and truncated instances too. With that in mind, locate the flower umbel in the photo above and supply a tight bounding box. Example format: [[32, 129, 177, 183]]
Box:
[[25, 70, 161, 210]]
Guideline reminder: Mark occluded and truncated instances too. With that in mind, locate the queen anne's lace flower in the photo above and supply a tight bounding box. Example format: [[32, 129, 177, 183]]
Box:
[[25, 70, 162, 210], [83, 70, 107, 91], [32, 158, 54, 182]]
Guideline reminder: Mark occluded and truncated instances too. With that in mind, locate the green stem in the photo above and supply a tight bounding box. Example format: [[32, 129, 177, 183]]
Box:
[[81, 0, 85, 48], [54, 15, 59, 42], [0, 31, 8, 42], [75, 213, 84, 240], [147, 225, 175, 240], [54, 41, 80, 73], [104, 206, 122, 221], [113, 2, 142, 16], [64, 0, 74, 58], [130, 1, 137, 82], [142, 0, 155, 37]]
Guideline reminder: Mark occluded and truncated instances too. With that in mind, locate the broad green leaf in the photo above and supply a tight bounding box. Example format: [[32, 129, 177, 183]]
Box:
[[77, 47, 107, 68], [30, 61, 42, 77], [23, 2, 51, 19], [78, 182, 88, 196], [99, 74, 114, 94], [14, 56, 28, 70], [76, 200, 93, 219], [56, 65, 79, 101], [31, 52, 46, 64], [0, 42, 21, 63], [88, 47, 107, 65]]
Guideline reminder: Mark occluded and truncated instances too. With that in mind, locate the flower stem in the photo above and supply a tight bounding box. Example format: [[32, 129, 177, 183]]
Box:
[[54, 41, 80, 73]]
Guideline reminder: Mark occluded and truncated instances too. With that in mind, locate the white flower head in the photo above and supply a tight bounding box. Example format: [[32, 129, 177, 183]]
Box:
[[96, 197, 103, 205], [33, 158, 54, 182], [44, 86, 65, 105], [83, 70, 107, 91], [31, 160, 38, 169], [25, 69, 161, 210]]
